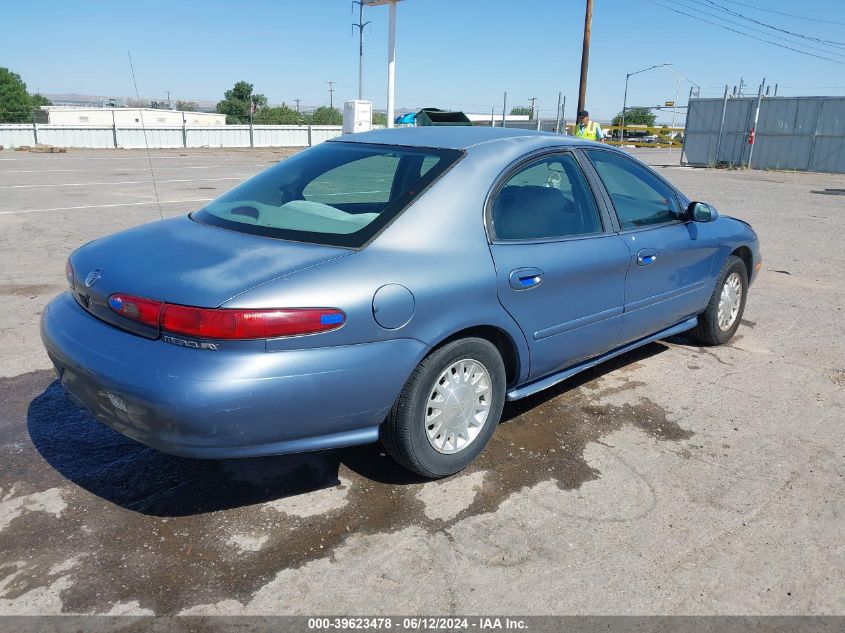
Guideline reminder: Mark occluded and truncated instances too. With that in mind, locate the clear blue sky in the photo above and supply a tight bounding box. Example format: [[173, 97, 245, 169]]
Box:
[[3, 0, 844, 122]]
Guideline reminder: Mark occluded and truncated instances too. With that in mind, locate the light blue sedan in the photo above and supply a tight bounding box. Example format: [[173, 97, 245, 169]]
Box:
[[41, 127, 761, 477]]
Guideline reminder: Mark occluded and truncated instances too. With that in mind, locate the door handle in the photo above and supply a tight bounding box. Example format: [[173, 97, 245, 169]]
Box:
[[509, 268, 544, 290], [637, 249, 658, 266]]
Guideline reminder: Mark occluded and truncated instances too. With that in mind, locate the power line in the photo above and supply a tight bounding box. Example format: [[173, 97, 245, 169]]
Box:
[[664, 0, 845, 58], [728, 1, 845, 27], [702, 0, 845, 48], [641, 0, 845, 65]]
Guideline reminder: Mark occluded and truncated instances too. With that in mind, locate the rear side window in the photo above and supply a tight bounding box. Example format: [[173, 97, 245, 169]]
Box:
[[491, 153, 602, 240], [584, 150, 680, 229], [193, 142, 462, 247]]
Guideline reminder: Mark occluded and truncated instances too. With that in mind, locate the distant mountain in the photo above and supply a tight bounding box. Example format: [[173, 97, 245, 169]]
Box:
[[42, 93, 218, 112]]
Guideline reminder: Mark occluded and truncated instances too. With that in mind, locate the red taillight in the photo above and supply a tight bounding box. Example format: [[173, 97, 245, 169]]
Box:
[[108, 293, 344, 340], [108, 294, 163, 328], [161, 305, 345, 339]]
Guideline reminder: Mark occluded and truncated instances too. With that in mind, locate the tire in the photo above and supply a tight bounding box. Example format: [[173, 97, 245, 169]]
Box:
[[690, 255, 748, 346], [381, 337, 506, 478]]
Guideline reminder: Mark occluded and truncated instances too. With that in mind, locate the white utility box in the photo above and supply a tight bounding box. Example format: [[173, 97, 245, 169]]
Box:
[[343, 100, 373, 134]]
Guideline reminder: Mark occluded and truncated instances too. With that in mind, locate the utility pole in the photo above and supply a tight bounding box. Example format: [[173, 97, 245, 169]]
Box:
[[555, 92, 562, 133], [528, 97, 538, 120], [577, 0, 593, 114], [561, 95, 566, 133], [352, 1, 371, 100], [502, 91, 507, 128], [294, 98, 301, 113], [327, 81, 335, 108]]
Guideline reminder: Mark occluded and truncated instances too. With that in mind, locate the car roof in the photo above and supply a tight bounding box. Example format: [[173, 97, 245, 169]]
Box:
[[330, 126, 588, 151]]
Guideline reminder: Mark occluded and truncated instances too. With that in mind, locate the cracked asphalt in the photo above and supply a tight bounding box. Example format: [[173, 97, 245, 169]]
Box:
[[0, 147, 842, 615]]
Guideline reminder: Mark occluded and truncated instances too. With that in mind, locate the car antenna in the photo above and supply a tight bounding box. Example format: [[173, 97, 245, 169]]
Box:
[[127, 51, 164, 221]]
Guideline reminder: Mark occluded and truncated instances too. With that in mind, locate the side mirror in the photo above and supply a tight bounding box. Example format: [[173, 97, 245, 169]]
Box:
[[688, 201, 718, 222]]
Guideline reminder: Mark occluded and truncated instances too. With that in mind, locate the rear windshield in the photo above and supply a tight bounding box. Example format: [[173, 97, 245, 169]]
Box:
[[192, 141, 463, 247]]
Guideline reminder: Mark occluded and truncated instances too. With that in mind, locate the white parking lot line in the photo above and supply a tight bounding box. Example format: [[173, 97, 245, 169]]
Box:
[[0, 177, 243, 190], [0, 155, 232, 161], [0, 198, 213, 216], [0, 164, 267, 174]]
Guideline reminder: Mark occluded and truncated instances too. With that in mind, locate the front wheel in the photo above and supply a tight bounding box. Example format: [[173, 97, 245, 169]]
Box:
[[381, 337, 506, 478], [690, 255, 748, 346]]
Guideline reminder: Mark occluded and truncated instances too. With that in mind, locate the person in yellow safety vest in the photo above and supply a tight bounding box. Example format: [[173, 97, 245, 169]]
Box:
[[574, 110, 604, 142]]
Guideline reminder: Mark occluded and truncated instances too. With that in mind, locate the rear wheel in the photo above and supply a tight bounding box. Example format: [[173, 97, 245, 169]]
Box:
[[690, 255, 748, 346], [381, 338, 506, 478]]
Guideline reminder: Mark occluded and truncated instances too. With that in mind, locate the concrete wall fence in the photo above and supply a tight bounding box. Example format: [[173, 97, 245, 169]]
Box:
[[683, 96, 845, 174], [0, 124, 344, 150]]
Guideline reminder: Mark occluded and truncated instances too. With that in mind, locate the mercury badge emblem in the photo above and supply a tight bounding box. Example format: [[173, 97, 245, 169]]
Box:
[[84, 268, 103, 288]]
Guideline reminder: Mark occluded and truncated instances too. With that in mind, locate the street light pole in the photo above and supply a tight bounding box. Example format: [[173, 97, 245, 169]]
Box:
[[660, 66, 699, 157], [621, 63, 668, 144], [364, 0, 403, 129], [352, 1, 371, 101], [621, 74, 629, 144]]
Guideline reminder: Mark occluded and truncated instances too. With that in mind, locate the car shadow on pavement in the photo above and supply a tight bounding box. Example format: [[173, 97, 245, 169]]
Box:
[[27, 342, 669, 518]]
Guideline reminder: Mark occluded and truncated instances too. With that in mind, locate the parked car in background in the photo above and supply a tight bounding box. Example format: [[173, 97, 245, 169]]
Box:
[[42, 127, 761, 478]]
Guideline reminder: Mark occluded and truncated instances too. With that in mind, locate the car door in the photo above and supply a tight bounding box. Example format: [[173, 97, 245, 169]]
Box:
[[582, 149, 717, 344], [488, 150, 631, 380]]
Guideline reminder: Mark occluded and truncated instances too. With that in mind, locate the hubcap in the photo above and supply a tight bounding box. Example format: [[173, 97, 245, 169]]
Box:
[[717, 272, 743, 331], [425, 358, 492, 454]]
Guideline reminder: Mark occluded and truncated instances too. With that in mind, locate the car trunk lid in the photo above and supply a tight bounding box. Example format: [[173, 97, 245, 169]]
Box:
[[69, 215, 351, 338]]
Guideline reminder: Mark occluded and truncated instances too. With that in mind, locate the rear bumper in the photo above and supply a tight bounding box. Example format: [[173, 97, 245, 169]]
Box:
[[40, 292, 425, 458]]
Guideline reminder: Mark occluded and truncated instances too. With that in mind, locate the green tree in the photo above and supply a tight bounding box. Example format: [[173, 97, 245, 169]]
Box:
[[175, 100, 198, 112], [215, 81, 267, 124], [305, 106, 342, 125], [372, 111, 387, 127], [0, 68, 35, 123], [30, 93, 52, 108], [612, 106, 656, 127], [510, 106, 532, 116], [255, 103, 303, 125]]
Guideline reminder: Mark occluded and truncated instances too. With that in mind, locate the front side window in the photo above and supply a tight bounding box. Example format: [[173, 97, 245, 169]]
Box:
[[584, 150, 680, 229], [193, 142, 462, 247], [491, 153, 602, 240]]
